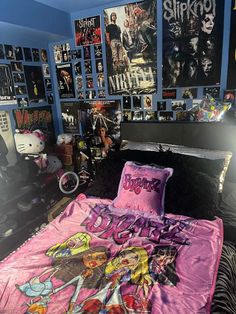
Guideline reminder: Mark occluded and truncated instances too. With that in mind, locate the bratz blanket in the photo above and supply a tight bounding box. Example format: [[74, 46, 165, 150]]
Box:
[[0, 195, 223, 314]]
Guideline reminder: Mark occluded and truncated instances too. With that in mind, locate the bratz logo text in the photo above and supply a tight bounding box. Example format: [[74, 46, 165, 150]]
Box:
[[163, 0, 216, 22], [82, 205, 191, 245], [123, 174, 160, 195]]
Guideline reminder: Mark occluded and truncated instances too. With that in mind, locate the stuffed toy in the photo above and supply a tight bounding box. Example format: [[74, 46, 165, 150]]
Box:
[[14, 129, 46, 155], [56, 133, 73, 146]]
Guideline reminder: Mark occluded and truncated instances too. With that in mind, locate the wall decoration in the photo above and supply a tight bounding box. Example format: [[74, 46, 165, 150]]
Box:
[[223, 90, 236, 103], [78, 91, 84, 99], [227, 1, 236, 89], [94, 44, 103, 58], [0, 45, 5, 59], [97, 73, 105, 89], [157, 101, 166, 111], [133, 95, 142, 109], [0, 111, 17, 166], [132, 110, 143, 120], [123, 96, 132, 109], [13, 106, 55, 144], [24, 65, 46, 103], [32, 48, 40, 62], [123, 110, 132, 121], [15, 47, 23, 61], [104, 0, 157, 95], [0, 64, 16, 105], [162, 89, 176, 99], [75, 75, 83, 91], [144, 111, 157, 120], [86, 75, 94, 89], [143, 95, 153, 109], [23, 47, 32, 62], [11, 61, 23, 72], [17, 97, 29, 108], [176, 111, 191, 121], [203, 86, 220, 99], [85, 90, 96, 99], [74, 62, 82, 75], [159, 111, 174, 121], [42, 64, 50, 77], [95, 59, 104, 73], [61, 102, 80, 133], [83, 46, 91, 59], [40, 49, 48, 63], [182, 88, 197, 99], [15, 85, 27, 95], [53, 43, 71, 64], [13, 73, 25, 84], [71, 49, 82, 59], [4, 45, 15, 60], [84, 60, 92, 74], [98, 90, 106, 98], [45, 78, 52, 91], [172, 100, 186, 111], [56, 63, 75, 99], [46, 93, 54, 105], [74, 15, 102, 46], [163, 0, 224, 87]]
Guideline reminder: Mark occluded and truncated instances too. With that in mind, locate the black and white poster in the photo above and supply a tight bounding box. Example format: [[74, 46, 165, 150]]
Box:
[[24, 65, 46, 103], [74, 15, 102, 46], [227, 1, 236, 89], [61, 102, 80, 133], [0, 64, 16, 105], [104, 0, 157, 95], [163, 0, 224, 87], [56, 63, 75, 99]]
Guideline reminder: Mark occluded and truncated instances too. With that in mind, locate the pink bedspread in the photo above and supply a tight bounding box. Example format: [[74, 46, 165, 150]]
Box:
[[0, 195, 223, 314]]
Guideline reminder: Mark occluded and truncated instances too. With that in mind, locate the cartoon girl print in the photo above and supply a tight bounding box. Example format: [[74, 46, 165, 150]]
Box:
[[52, 246, 110, 313], [149, 245, 180, 287], [46, 232, 91, 258], [77, 246, 152, 314]]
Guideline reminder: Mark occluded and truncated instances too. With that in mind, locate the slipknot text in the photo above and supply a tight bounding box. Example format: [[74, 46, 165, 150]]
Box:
[[82, 205, 191, 245], [123, 174, 160, 195], [163, 0, 216, 22]]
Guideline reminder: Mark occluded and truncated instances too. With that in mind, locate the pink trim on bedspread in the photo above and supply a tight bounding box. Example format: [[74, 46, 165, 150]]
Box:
[[0, 196, 223, 314]]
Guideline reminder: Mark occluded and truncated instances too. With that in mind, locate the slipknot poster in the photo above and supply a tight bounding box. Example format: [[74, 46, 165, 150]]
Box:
[[163, 0, 224, 87], [227, 1, 236, 89], [74, 16, 102, 46], [104, 0, 157, 95]]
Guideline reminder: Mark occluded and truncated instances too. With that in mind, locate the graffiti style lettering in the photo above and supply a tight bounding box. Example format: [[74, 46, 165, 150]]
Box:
[[123, 174, 161, 195], [78, 18, 96, 29], [82, 205, 191, 245], [14, 109, 52, 129], [163, 0, 216, 22]]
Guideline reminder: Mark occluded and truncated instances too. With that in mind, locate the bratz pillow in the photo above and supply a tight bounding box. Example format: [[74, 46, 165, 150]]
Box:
[[113, 161, 173, 215]]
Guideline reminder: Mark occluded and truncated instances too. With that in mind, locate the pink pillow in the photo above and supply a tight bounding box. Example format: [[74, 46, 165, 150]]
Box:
[[113, 161, 173, 215]]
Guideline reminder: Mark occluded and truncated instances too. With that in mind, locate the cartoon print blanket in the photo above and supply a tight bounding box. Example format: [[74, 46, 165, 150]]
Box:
[[0, 195, 223, 314]]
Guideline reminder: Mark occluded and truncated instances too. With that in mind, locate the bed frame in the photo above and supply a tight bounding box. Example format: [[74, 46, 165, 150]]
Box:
[[121, 122, 236, 183]]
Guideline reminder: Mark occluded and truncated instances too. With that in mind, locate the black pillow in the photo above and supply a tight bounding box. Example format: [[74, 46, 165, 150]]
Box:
[[86, 150, 224, 220]]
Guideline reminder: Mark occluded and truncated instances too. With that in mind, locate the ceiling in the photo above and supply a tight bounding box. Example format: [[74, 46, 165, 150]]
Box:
[[33, 0, 122, 13]]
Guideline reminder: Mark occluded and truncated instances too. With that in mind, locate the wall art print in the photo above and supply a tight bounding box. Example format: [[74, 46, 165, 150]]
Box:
[[24, 65, 46, 103], [56, 63, 75, 99], [74, 15, 102, 46], [227, 1, 236, 89], [104, 0, 157, 95], [0, 64, 16, 105], [163, 0, 224, 88]]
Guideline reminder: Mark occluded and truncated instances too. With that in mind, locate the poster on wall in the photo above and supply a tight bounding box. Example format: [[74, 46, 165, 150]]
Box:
[[227, 1, 236, 89], [61, 102, 80, 134], [24, 65, 46, 103], [0, 111, 17, 166], [163, 0, 224, 87], [0, 64, 16, 105], [74, 15, 102, 46], [104, 0, 157, 95], [56, 63, 75, 99], [13, 106, 55, 145]]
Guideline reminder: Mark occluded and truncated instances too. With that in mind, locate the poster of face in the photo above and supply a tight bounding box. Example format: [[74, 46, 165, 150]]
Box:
[[79, 100, 121, 145], [227, 1, 236, 89], [163, 0, 224, 87], [104, 0, 157, 95], [74, 15, 102, 46], [13, 106, 55, 145], [24, 65, 46, 103], [0, 111, 17, 166], [0, 64, 16, 105], [56, 63, 75, 99], [61, 102, 80, 133]]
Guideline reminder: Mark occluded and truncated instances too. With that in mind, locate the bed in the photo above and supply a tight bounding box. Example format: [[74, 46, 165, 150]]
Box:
[[0, 122, 236, 313]]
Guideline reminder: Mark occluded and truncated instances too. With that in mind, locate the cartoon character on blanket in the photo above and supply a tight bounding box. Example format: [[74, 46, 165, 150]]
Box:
[[16, 231, 180, 314]]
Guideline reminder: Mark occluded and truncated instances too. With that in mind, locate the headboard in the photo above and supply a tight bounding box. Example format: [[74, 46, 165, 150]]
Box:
[[121, 122, 236, 183]]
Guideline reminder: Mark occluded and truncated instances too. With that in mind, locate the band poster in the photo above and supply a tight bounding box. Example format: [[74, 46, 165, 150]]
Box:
[[104, 0, 157, 95], [0, 64, 16, 105], [74, 15, 102, 46], [56, 64, 75, 99], [24, 65, 46, 103], [163, 0, 224, 88], [227, 1, 236, 89]]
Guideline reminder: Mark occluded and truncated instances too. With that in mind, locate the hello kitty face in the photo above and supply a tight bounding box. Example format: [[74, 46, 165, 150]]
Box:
[[14, 132, 45, 154]]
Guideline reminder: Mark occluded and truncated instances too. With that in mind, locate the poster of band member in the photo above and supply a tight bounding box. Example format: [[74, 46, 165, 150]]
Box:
[[56, 64, 75, 99], [227, 1, 236, 89], [163, 0, 224, 87], [0, 64, 16, 105], [61, 102, 80, 133], [74, 15, 102, 46], [13, 106, 55, 145], [104, 0, 157, 95], [24, 65, 46, 103]]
